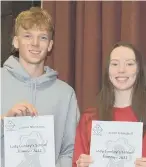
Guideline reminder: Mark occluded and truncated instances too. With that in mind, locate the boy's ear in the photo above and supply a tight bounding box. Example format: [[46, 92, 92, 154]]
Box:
[[13, 36, 19, 49], [48, 40, 53, 52]]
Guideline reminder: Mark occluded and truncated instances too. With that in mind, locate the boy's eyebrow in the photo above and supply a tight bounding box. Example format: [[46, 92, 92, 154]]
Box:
[[22, 31, 31, 34], [39, 33, 49, 36], [22, 30, 49, 36]]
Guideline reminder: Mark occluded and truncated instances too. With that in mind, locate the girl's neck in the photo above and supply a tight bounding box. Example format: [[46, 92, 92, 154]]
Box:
[[114, 88, 133, 108]]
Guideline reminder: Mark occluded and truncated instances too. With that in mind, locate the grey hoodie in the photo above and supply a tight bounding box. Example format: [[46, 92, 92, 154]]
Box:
[[1, 56, 80, 167]]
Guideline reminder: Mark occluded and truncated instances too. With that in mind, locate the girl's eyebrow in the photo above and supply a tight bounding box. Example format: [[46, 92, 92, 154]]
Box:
[[110, 59, 119, 61], [110, 59, 136, 61], [125, 59, 136, 62]]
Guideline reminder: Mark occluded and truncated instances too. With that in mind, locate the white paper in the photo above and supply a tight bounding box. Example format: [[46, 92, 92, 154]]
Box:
[[90, 121, 143, 167], [4, 115, 55, 167]]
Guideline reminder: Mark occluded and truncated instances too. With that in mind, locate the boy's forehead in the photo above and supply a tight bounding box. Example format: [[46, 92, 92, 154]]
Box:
[[17, 26, 49, 35]]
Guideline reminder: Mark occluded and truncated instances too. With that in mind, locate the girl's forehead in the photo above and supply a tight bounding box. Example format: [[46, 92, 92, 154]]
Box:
[[110, 46, 136, 60]]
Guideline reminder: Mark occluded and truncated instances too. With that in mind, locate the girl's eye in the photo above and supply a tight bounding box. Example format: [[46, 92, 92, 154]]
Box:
[[111, 63, 118, 66], [127, 63, 135, 66]]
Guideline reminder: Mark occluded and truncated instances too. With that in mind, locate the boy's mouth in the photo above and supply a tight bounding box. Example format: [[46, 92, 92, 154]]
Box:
[[29, 50, 41, 54]]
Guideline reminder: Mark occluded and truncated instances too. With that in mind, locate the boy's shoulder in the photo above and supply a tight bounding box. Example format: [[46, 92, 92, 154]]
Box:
[[54, 78, 75, 94]]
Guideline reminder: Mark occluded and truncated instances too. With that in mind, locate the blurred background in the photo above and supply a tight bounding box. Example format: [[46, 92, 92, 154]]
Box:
[[1, 1, 146, 112]]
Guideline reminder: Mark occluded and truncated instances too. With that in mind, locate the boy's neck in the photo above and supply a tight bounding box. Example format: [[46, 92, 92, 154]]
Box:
[[114, 88, 133, 108], [19, 57, 45, 78]]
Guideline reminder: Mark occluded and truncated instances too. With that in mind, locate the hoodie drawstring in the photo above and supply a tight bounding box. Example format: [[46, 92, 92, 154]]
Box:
[[31, 80, 37, 106]]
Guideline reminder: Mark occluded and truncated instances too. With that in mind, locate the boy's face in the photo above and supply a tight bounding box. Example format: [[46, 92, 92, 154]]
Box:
[[13, 26, 53, 65]]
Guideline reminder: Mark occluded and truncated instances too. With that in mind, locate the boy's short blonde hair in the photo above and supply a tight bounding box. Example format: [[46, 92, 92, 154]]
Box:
[[14, 7, 54, 39]]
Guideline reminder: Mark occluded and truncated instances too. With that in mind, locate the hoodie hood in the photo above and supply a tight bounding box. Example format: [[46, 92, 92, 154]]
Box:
[[3, 55, 58, 86], [3, 56, 58, 105]]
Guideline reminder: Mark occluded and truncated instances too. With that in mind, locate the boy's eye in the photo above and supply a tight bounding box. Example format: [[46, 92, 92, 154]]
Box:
[[40, 36, 48, 40], [24, 34, 31, 38]]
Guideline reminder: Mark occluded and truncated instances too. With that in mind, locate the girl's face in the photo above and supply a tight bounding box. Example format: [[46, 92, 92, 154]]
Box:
[[109, 46, 138, 91]]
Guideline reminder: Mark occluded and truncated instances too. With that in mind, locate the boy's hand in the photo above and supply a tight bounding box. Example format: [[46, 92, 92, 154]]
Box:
[[4, 102, 37, 118]]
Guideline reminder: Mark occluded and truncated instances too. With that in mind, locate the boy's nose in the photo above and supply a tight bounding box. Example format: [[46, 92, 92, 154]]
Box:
[[31, 37, 39, 46]]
